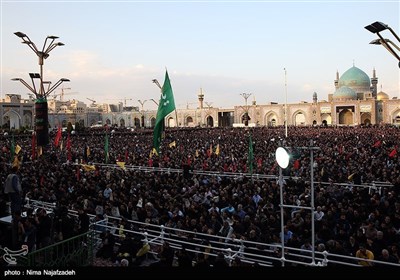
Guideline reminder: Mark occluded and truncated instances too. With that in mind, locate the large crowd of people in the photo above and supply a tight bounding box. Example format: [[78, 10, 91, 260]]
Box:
[[1, 125, 400, 267]]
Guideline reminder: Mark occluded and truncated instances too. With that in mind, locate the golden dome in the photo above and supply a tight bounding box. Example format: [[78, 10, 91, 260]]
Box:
[[377, 91, 389, 101]]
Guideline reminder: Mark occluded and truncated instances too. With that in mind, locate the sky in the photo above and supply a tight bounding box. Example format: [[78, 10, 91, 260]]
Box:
[[1, 0, 399, 111]]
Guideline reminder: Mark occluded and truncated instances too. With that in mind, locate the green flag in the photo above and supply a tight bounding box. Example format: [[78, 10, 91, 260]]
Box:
[[248, 134, 254, 174], [153, 70, 176, 153], [104, 132, 109, 163]]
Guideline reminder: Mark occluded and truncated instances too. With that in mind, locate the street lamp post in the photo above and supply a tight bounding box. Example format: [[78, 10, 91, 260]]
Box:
[[275, 141, 320, 266], [152, 79, 162, 90], [275, 146, 290, 267], [12, 32, 69, 147], [138, 99, 148, 128], [365, 21, 400, 68], [152, 79, 167, 129], [150, 98, 159, 106], [369, 38, 400, 63], [284, 68, 288, 138], [309, 140, 317, 266], [240, 93, 252, 126]]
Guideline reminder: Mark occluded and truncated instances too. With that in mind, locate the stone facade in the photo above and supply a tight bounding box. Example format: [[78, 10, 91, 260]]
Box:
[[1, 66, 399, 130]]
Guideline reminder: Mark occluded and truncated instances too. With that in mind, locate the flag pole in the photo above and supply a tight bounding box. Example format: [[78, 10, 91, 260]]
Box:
[[284, 68, 288, 138], [152, 79, 162, 152]]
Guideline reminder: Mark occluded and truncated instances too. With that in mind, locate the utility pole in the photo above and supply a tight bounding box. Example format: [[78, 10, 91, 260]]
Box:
[[240, 93, 252, 126], [138, 99, 148, 128]]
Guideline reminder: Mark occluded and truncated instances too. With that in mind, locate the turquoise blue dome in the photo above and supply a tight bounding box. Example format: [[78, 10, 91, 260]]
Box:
[[333, 86, 357, 100], [338, 66, 370, 90]]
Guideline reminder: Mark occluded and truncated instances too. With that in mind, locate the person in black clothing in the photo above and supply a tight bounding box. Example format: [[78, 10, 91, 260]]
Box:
[[11, 210, 23, 250], [0, 195, 8, 217], [21, 217, 37, 252], [176, 247, 193, 267], [96, 230, 115, 259], [213, 252, 228, 267], [35, 208, 52, 249], [78, 208, 90, 234], [157, 241, 175, 267], [115, 235, 135, 264], [376, 249, 398, 266], [54, 206, 75, 241]]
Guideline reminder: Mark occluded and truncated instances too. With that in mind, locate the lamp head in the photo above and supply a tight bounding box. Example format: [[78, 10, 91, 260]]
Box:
[[365, 21, 388, 33], [370, 38, 392, 45], [60, 78, 70, 82], [29, 73, 41, 79], [47, 35, 59, 40], [369, 39, 382, 45], [11, 78, 21, 81], [276, 147, 290, 169], [14, 32, 27, 38]]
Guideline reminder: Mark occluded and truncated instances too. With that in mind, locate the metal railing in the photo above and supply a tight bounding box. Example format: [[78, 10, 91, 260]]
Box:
[[16, 230, 95, 267], [22, 187, 400, 268]]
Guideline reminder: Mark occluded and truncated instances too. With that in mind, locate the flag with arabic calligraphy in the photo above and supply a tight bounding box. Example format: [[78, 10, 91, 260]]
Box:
[[153, 70, 176, 153]]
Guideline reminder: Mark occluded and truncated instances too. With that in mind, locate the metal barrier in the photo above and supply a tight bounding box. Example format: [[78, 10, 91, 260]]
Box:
[[89, 214, 400, 267], [21, 193, 400, 267], [22, 180, 399, 268], [16, 231, 95, 267]]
